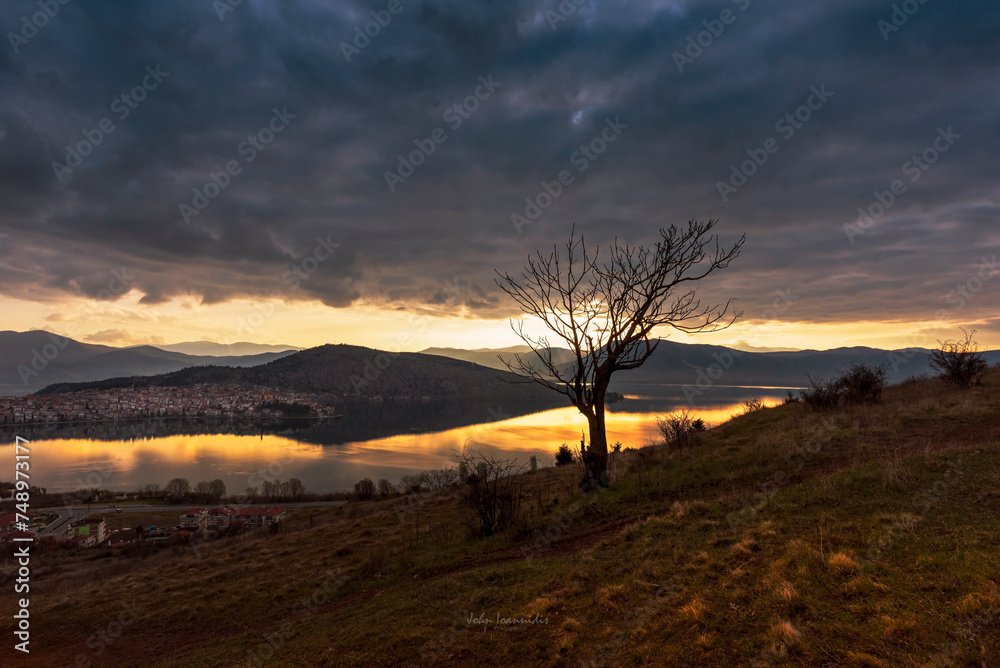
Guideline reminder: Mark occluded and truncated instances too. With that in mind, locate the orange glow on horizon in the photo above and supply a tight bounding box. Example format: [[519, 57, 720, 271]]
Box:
[[9, 399, 782, 493]]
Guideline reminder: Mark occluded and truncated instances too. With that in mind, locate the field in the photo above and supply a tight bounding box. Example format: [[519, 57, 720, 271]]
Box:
[[2, 369, 999, 666]]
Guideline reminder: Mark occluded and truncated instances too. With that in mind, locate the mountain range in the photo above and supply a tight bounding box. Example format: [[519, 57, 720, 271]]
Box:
[[0, 330, 297, 396], [425, 340, 1000, 390], [5, 329, 999, 400]]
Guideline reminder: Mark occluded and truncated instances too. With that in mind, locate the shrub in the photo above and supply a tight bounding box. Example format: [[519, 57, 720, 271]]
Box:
[[353, 478, 376, 501], [377, 478, 397, 497], [800, 374, 841, 410], [399, 474, 425, 494], [742, 397, 765, 414], [555, 444, 574, 466], [456, 452, 526, 537], [423, 468, 459, 490], [656, 410, 702, 450], [837, 362, 888, 404], [930, 328, 988, 388], [800, 362, 889, 409]]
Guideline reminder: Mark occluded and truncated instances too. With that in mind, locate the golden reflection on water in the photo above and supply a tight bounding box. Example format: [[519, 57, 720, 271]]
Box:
[[6, 398, 781, 492]]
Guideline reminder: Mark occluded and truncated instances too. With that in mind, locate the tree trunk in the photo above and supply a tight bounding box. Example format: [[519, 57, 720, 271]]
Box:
[[582, 379, 610, 490]]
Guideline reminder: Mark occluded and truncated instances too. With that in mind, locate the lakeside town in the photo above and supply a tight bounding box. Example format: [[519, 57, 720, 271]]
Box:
[[0, 384, 338, 425]]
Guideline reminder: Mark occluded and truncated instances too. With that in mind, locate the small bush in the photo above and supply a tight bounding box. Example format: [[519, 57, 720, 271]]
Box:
[[399, 474, 425, 494], [657, 410, 702, 450], [456, 452, 525, 537], [800, 363, 888, 410], [837, 362, 888, 404], [800, 374, 841, 410], [742, 397, 765, 414], [930, 328, 988, 388], [555, 444, 574, 466]]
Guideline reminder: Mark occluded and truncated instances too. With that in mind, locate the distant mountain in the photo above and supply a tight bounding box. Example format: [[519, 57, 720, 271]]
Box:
[[727, 340, 800, 353], [36, 344, 558, 402], [424, 340, 1000, 390], [155, 341, 301, 356], [420, 345, 578, 371], [0, 331, 297, 397]]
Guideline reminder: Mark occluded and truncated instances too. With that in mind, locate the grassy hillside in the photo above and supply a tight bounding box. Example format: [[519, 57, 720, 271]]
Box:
[[4, 370, 1000, 666]]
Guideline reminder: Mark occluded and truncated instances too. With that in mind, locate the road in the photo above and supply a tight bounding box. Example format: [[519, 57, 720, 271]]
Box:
[[35, 500, 347, 537]]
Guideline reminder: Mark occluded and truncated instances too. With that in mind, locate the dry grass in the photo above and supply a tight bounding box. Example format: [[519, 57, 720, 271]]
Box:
[[3, 370, 1000, 666]]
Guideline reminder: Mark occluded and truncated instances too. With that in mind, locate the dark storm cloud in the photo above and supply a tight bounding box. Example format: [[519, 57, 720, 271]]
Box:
[[0, 0, 997, 327]]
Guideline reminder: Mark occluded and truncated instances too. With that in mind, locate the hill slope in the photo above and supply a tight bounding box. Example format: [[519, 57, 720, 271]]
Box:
[[5, 370, 1000, 666], [36, 344, 557, 401]]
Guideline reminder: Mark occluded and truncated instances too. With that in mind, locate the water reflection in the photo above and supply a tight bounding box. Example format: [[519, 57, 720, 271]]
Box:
[[1, 385, 788, 493]]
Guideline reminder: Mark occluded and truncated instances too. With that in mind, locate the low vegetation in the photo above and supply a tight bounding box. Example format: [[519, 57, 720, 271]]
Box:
[[931, 328, 989, 388], [656, 409, 706, 450], [801, 362, 888, 410], [4, 369, 1000, 666]]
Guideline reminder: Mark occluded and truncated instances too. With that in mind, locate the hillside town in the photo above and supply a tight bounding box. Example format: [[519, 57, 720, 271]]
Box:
[[0, 384, 337, 425]]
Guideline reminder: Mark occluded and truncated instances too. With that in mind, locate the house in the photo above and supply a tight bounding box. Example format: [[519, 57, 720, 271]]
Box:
[[1, 530, 37, 546], [68, 519, 107, 547], [143, 527, 175, 542], [206, 506, 237, 528], [233, 506, 286, 529], [0, 512, 27, 532], [179, 508, 208, 531]]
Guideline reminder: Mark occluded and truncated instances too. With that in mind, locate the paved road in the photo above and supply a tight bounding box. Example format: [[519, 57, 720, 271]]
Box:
[[35, 500, 347, 537]]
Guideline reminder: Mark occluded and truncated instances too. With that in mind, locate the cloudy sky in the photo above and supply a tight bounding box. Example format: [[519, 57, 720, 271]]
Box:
[[1, 0, 998, 352]]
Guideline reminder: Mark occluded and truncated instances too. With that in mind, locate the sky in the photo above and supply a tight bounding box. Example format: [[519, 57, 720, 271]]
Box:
[[0, 0, 998, 353]]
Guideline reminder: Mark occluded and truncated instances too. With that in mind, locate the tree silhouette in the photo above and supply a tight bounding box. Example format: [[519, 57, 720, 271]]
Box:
[[497, 220, 743, 488]]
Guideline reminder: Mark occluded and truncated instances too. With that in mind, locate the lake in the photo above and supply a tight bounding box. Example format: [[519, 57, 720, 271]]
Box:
[[1, 384, 799, 495]]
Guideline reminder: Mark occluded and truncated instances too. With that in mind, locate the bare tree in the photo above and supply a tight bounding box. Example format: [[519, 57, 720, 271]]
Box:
[[164, 477, 191, 503], [194, 481, 212, 501], [287, 478, 305, 501], [209, 479, 226, 503], [496, 221, 743, 488], [354, 478, 376, 501]]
